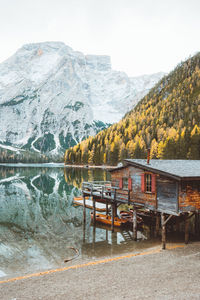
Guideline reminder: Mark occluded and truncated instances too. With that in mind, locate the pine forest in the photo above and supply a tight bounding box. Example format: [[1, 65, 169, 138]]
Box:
[[64, 52, 200, 166]]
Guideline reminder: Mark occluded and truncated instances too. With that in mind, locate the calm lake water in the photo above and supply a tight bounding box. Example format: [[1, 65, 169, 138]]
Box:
[[0, 164, 161, 278]]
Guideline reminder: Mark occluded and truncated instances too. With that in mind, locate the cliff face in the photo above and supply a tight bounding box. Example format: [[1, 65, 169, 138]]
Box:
[[0, 42, 164, 154]]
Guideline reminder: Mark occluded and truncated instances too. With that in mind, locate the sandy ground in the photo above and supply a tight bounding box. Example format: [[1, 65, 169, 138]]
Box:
[[1, 242, 200, 300]]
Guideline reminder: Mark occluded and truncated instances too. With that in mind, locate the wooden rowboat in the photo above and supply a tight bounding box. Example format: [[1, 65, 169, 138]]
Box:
[[74, 196, 90, 201], [120, 210, 143, 224], [90, 212, 129, 227], [73, 197, 108, 212]]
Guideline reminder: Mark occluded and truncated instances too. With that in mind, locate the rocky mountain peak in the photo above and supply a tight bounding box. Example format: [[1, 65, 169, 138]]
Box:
[[0, 42, 164, 155]]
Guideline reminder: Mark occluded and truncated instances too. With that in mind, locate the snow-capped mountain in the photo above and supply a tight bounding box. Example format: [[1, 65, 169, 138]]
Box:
[[0, 42, 164, 154]]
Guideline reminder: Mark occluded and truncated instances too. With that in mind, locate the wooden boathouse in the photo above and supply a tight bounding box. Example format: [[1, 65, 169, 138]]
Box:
[[82, 158, 200, 249]]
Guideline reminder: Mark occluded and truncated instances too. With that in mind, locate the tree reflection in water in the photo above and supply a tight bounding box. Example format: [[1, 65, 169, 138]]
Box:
[[0, 165, 155, 278]]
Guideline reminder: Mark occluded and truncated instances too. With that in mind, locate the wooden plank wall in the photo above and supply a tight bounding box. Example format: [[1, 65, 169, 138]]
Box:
[[111, 166, 156, 209], [156, 178, 178, 213], [179, 181, 200, 211], [111, 166, 200, 213]]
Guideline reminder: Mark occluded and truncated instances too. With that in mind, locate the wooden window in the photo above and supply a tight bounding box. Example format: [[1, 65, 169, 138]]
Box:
[[146, 174, 152, 192], [141, 173, 156, 193], [123, 177, 128, 189], [119, 177, 132, 190]]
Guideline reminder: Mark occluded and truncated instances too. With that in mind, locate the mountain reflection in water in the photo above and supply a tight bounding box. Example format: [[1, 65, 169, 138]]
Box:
[[0, 165, 158, 278]]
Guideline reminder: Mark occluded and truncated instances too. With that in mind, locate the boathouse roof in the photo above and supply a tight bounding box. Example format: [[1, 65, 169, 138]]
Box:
[[110, 159, 200, 180]]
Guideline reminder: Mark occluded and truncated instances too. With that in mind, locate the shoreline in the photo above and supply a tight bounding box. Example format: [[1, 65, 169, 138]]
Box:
[[0, 162, 116, 169], [64, 164, 116, 169], [1, 242, 200, 299]]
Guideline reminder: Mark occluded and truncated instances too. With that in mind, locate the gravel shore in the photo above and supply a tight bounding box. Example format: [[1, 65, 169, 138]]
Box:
[[1, 242, 200, 300]]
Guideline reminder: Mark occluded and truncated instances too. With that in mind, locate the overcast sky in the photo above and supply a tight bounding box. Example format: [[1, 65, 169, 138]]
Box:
[[0, 0, 199, 76]]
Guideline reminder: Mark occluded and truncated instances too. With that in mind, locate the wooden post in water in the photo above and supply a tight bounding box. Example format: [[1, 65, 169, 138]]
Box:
[[93, 199, 96, 225], [83, 195, 86, 224], [161, 213, 166, 250], [133, 208, 137, 241], [111, 203, 114, 232], [155, 214, 160, 237], [106, 200, 109, 218], [185, 214, 189, 244], [111, 189, 117, 232], [92, 225, 96, 254], [83, 214, 86, 244], [101, 185, 104, 200], [114, 203, 117, 217]]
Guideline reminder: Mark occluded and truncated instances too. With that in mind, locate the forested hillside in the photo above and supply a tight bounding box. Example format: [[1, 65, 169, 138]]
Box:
[[65, 52, 200, 166]]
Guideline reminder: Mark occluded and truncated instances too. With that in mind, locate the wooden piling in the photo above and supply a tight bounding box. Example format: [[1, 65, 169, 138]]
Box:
[[175, 216, 180, 232], [133, 208, 137, 241], [106, 201, 109, 217], [195, 212, 200, 239], [185, 214, 189, 244], [111, 204, 114, 232], [93, 197, 96, 225], [83, 195, 86, 224], [92, 225, 96, 254], [114, 203, 117, 217], [155, 214, 160, 237], [161, 213, 166, 250], [83, 217, 86, 243]]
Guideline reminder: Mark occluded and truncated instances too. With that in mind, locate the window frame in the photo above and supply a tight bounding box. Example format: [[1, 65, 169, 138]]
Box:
[[141, 172, 156, 194], [122, 177, 129, 190], [145, 173, 152, 193]]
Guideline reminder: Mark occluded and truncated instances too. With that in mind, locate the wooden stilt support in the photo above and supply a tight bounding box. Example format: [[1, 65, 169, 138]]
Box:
[[161, 213, 166, 250], [155, 214, 160, 237], [185, 214, 189, 244], [83, 216, 86, 243], [83, 195, 86, 224], [195, 212, 200, 239], [150, 223, 154, 238], [175, 217, 180, 232], [106, 200, 109, 216], [92, 225, 96, 254], [133, 208, 137, 241], [114, 203, 117, 217], [93, 197, 96, 225], [111, 203, 114, 232], [197, 212, 200, 239], [93, 224, 96, 242]]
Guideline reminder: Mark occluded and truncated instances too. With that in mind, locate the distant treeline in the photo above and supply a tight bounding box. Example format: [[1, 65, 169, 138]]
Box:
[[0, 148, 63, 163], [65, 52, 200, 165]]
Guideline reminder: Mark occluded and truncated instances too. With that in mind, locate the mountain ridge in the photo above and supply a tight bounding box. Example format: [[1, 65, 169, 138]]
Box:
[[0, 42, 164, 157]]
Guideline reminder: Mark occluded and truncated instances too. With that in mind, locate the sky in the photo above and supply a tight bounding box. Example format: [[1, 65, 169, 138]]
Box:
[[0, 0, 199, 77]]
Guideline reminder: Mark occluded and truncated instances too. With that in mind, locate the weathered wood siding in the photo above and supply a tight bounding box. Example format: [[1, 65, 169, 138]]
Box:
[[111, 166, 156, 209], [179, 180, 200, 211], [111, 164, 200, 214], [157, 178, 178, 213]]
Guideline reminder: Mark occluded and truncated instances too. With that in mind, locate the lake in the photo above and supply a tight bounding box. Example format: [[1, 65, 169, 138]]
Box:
[[0, 164, 160, 278]]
